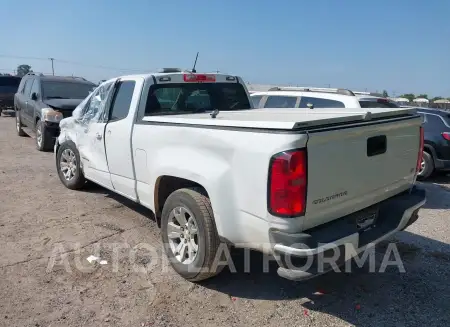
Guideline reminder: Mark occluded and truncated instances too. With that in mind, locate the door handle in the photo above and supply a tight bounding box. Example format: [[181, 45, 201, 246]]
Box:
[[95, 132, 102, 140]]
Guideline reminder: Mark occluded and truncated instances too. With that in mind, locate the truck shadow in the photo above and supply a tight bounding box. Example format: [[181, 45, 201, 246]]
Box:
[[80, 182, 450, 325], [417, 175, 450, 210], [82, 182, 157, 222], [201, 232, 450, 326]]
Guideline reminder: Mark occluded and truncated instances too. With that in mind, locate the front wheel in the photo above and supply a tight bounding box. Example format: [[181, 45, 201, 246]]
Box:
[[36, 119, 53, 151], [161, 187, 226, 282], [56, 141, 86, 190]]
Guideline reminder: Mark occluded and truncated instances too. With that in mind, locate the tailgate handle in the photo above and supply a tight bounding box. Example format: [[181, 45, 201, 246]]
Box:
[[367, 135, 387, 157]]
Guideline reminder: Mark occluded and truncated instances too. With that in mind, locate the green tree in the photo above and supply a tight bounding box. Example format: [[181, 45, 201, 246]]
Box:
[[16, 64, 32, 77], [382, 90, 389, 98], [400, 93, 415, 102], [431, 96, 443, 102], [417, 94, 428, 99]]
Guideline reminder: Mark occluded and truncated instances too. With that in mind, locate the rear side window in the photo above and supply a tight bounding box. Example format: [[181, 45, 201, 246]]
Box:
[[422, 114, 445, 127], [251, 95, 263, 108], [144, 83, 250, 115], [299, 96, 345, 108], [443, 113, 450, 125], [23, 79, 34, 97], [264, 96, 297, 108], [109, 81, 136, 121], [0, 77, 21, 94], [359, 99, 399, 108]]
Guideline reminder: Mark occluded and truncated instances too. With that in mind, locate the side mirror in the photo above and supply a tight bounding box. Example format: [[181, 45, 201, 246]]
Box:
[[307, 103, 314, 109], [31, 92, 38, 101]]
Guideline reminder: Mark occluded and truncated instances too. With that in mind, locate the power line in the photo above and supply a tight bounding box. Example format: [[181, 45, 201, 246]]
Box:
[[0, 54, 151, 72], [0, 54, 48, 61]]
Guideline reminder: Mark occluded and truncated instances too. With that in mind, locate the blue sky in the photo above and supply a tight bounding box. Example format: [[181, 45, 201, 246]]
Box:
[[2, 0, 449, 97]]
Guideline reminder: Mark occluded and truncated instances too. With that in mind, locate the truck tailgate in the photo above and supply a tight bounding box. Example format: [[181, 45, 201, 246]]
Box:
[[303, 116, 422, 230]]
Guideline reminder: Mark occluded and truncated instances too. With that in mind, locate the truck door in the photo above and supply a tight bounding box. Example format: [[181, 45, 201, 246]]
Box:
[[77, 81, 114, 189], [103, 77, 143, 201], [20, 78, 34, 126], [28, 79, 40, 123]]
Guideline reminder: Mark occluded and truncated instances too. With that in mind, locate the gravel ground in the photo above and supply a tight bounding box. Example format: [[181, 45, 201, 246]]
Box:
[[0, 113, 449, 327]]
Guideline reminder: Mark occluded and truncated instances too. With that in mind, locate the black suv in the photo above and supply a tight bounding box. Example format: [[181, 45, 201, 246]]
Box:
[[0, 75, 22, 116], [415, 108, 450, 179], [14, 73, 95, 151]]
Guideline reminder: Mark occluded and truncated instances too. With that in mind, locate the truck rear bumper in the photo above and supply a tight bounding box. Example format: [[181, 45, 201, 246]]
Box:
[[271, 186, 426, 281]]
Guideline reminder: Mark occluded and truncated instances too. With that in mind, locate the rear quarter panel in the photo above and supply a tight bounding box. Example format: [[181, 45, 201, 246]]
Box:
[[132, 123, 308, 248]]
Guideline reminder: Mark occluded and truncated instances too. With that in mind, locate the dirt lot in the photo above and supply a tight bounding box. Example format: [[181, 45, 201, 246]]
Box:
[[1, 113, 449, 327]]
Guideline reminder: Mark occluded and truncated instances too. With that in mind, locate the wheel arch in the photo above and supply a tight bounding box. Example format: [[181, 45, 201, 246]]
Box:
[[423, 144, 437, 160], [154, 175, 208, 227]]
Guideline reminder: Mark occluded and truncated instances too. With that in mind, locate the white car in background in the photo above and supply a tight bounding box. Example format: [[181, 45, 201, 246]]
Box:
[[250, 87, 400, 110]]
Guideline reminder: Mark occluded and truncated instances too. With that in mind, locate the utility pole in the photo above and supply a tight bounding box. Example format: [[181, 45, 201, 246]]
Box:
[[49, 58, 55, 75]]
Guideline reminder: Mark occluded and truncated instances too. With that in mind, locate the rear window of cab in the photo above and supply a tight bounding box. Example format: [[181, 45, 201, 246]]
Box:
[[144, 83, 251, 115]]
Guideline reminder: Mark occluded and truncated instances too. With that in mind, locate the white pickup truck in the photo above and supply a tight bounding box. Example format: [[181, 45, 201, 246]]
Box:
[[55, 69, 426, 281]]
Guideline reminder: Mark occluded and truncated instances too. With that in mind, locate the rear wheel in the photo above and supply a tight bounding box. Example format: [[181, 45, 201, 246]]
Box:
[[417, 151, 434, 180], [56, 141, 86, 190], [16, 111, 26, 136], [161, 187, 226, 281]]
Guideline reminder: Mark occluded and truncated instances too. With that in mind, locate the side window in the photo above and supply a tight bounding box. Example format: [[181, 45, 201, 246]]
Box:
[[251, 95, 263, 108], [299, 96, 345, 108], [30, 79, 40, 98], [23, 79, 34, 97], [80, 82, 114, 124], [424, 114, 444, 127], [19, 79, 27, 93], [264, 96, 297, 108], [109, 81, 136, 121]]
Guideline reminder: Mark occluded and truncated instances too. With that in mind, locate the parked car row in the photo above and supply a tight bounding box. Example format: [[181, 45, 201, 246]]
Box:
[[9, 69, 428, 282], [10, 73, 449, 182]]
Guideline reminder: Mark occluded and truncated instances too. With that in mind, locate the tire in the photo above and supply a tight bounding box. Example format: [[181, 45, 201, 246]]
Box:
[[161, 187, 226, 282], [35, 119, 53, 151], [417, 151, 434, 180], [16, 111, 26, 136], [56, 141, 86, 190]]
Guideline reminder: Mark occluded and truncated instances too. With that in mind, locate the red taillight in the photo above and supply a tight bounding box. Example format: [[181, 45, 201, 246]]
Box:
[[183, 74, 216, 82], [442, 132, 450, 141], [268, 149, 307, 217], [416, 127, 424, 172]]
